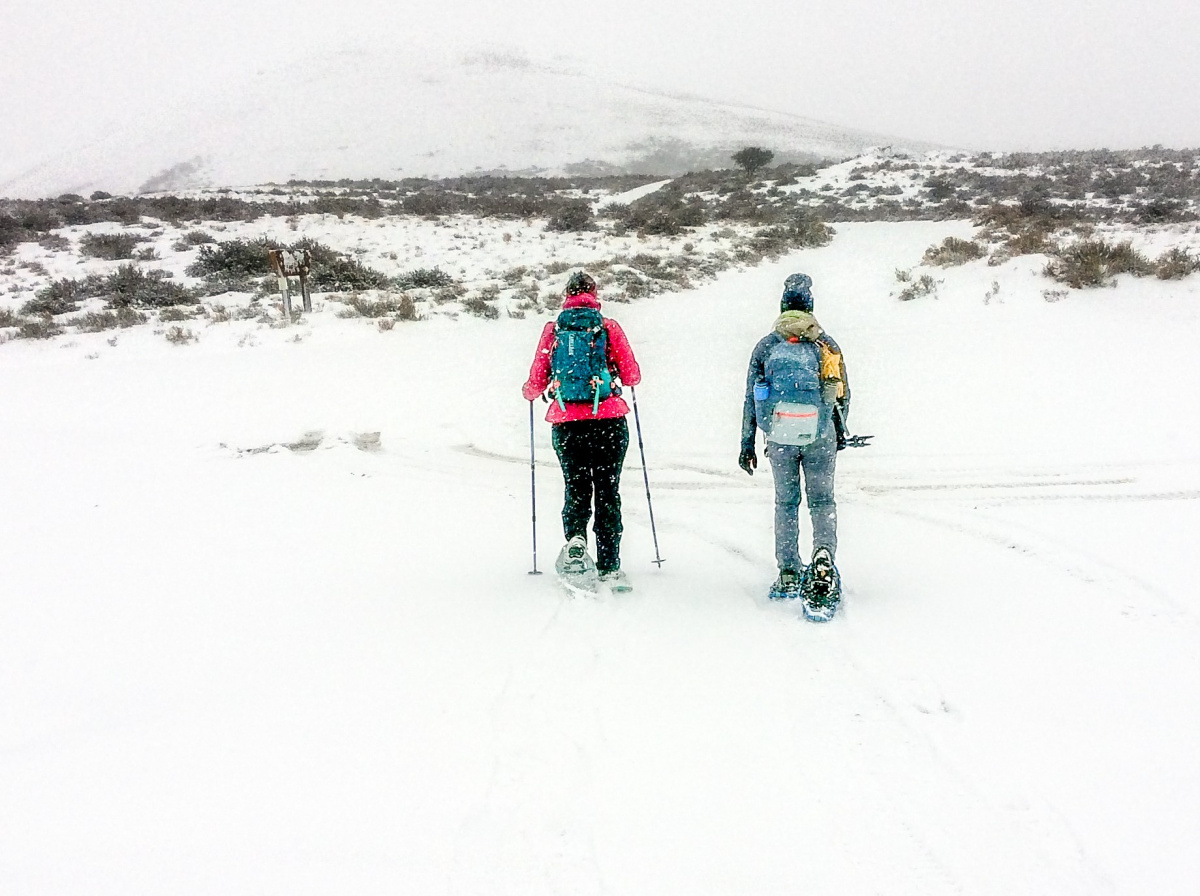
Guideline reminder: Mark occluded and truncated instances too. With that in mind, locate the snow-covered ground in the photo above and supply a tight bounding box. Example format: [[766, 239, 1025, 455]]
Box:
[[3, 220, 1200, 895]]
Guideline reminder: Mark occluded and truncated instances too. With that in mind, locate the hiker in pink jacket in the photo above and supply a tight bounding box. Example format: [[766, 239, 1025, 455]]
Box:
[[523, 272, 641, 586]]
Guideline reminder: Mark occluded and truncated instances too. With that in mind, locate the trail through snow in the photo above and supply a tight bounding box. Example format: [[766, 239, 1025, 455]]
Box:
[[2, 223, 1199, 895]]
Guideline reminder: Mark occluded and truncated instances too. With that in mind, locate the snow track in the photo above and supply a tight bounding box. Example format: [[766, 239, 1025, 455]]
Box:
[[2, 222, 1199, 894]]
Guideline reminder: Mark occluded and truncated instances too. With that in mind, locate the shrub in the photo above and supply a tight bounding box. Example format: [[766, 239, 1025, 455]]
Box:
[[898, 274, 941, 301], [70, 308, 147, 331], [158, 306, 194, 321], [39, 233, 70, 251], [185, 237, 274, 278], [396, 267, 454, 289], [104, 265, 197, 308], [0, 213, 27, 249], [546, 201, 594, 232], [0, 307, 21, 327], [1006, 228, 1054, 256], [165, 326, 197, 345], [923, 237, 985, 266], [395, 293, 419, 321], [24, 279, 81, 315], [1154, 247, 1200, 280], [79, 232, 143, 259], [307, 257, 390, 292], [462, 294, 500, 319], [18, 316, 63, 339], [336, 294, 416, 318], [1044, 239, 1153, 288], [182, 229, 216, 245]]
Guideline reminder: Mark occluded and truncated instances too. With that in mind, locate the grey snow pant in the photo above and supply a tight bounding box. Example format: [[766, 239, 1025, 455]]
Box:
[[766, 438, 837, 571]]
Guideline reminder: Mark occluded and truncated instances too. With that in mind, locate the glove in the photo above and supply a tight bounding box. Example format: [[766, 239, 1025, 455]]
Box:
[[738, 442, 757, 475]]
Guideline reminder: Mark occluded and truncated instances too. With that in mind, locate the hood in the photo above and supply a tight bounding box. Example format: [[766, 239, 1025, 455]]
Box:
[[563, 291, 600, 310], [773, 310, 823, 342]]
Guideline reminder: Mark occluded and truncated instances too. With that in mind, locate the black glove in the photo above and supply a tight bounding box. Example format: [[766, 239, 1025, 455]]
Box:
[[738, 442, 757, 475]]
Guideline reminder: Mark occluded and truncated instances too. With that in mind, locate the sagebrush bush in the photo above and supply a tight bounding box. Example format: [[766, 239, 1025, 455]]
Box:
[[546, 201, 594, 232], [79, 232, 143, 260], [23, 279, 81, 315], [307, 257, 390, 292], [70, 308, 147, 332], [104, 265, 197, 308], [179, 230, 216, 246], [18, 316, 63, 339], [174, 229, 216, 250], [1044, 239, 1153, 288], [396, 267, 454, 289], [1154, 247, 1199, 280], [923, 237, 985, 266], [39, 234, 70, 251], [336, 294, 417, 319], [0, 307, 21, 327], [897, 274, 940, 301], [164, 326, 197, 345], [462, 294, 500, 319]]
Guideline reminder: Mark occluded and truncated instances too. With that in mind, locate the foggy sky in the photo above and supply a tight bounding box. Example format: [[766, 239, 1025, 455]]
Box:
[[3, 0, 1199, 172]]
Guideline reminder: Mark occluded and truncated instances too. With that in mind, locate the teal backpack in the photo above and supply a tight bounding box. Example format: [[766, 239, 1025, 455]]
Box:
[[550, 307, 612, 414]]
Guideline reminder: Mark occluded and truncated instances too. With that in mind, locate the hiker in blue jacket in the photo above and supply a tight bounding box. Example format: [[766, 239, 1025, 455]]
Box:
[[739, 273, 850, 611]]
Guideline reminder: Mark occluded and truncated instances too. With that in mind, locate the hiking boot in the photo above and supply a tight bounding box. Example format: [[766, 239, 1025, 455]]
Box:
[[801, 547, 841, 621], [768, 568, 802, 600], [560, 535, 591, 575]]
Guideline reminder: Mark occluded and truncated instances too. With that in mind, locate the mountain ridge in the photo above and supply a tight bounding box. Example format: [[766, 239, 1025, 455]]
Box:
[[1, 45, 936, 198]]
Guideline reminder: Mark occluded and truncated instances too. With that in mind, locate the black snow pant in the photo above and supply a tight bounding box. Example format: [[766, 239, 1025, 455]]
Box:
[[551, 416, 630, 574]]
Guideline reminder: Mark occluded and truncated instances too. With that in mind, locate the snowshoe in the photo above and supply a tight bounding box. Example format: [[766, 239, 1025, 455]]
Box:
[[598, 568, 633, 593], [768, 568, 802, 600], [800, 547, 841, 622], [555, 536, 599, 596]]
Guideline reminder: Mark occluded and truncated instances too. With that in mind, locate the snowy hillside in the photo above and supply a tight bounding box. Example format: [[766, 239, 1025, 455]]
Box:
[[0, 45, 931, 199], [3, 210, 1200, 894]]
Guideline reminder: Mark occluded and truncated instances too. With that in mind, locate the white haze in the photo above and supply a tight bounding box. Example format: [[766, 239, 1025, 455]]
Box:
[[3, 0, 1200, 180]]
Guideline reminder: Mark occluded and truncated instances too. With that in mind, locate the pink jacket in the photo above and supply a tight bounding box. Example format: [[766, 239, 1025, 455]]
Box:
[[522, 292, 642, 424]]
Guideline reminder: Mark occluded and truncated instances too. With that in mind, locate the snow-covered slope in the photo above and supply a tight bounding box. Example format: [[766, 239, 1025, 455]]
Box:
[[0, 46, 931, 199], [3, 222, 1200, 894]]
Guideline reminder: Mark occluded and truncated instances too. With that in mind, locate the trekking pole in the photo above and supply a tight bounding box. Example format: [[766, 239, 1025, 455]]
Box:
[[528, 400, 542, 575], [630, 386, 664, 567]]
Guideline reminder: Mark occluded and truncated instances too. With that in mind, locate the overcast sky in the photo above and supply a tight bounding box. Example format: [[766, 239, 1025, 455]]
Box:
[[3, 0, 1199, 171]]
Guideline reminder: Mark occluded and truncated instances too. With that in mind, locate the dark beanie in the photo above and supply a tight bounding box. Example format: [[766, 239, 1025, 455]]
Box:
[[564, 271, 597, 296], [781, 273, 813, 312]]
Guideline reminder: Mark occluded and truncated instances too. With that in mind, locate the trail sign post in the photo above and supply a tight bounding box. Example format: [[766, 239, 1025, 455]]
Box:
[[267, 248, 312, 318]]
